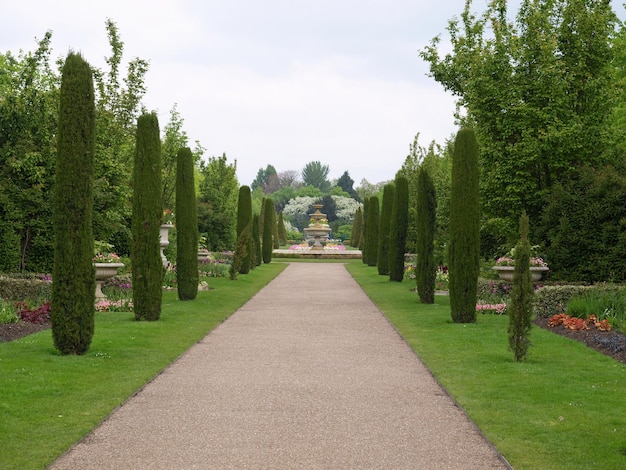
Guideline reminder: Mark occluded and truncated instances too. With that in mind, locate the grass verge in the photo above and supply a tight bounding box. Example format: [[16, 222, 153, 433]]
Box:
[[346, 262, 626, 470], [0, 263, 286, 470]]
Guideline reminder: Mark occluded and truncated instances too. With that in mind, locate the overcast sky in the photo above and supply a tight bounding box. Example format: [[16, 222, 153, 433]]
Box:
[[4, 0, 610, 187]]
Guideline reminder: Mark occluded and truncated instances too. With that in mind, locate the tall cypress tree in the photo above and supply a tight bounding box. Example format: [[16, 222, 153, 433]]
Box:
[[388, 176, 409, 282], [278, 210, 288, 246], [449, 128, 480, 323], [236, 185, 253, 274], [361, 198, 369, 263], [416, 166, 437, 303], [51, 52, 96, 355], [176, 147, 198, 300], [508, 211, 534, 361], [377, 183, 395, 275], [351, 207, 362, 248], [252, 213, 261, 268], [262, 198, 274, 263], [132, 112, 163, 321], [366, 196, 380, 267], [272, 207, 280, 249]]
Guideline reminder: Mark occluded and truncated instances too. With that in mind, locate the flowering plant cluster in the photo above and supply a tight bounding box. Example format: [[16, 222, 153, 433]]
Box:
[[495, 256, 548, 268], [93, 252, 121, 263], [95, 299, 133, 312], [162, 209, 175, 225], [548, 313, 612, 331], [15, 301, 51, 324], [476, 302, 507, 315]]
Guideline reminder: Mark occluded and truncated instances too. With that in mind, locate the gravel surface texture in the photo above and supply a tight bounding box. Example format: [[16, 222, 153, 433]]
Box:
[[49, 263, 510, 469]]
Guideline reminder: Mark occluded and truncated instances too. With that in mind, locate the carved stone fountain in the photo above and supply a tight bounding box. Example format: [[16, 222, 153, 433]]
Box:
[[303, 204, 331, 250]]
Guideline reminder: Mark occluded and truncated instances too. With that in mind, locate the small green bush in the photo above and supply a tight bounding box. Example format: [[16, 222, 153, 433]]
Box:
[[0, 299, 19, 324]]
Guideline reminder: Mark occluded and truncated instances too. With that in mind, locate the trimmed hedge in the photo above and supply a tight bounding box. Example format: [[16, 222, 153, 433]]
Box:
[[0, 277, 52, 301]]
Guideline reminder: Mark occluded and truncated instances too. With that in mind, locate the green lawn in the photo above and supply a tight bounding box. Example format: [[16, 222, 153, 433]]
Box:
[[0, 263, 286, 470], [346, 262, 626, 470]]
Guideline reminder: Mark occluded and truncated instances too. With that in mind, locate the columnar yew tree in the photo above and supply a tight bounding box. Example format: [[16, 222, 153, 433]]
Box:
[[278, 210, 288, 246], [132, 112, 163, 321], [175, 147, 198, 300], [236, 185, 253, 274], [508, 211, 534, 361], [51, 52, 96, 355], [416, 166, 437, 303], [366, 196, 380, 267], [351, 207, 363, 248], [262, 198, 274, 263], [388, 176, 409, 282], [360, 198, 369, 263], [449, 128, 480, 323], [377, 183, 395, 275], [252, 213, 261, 267]]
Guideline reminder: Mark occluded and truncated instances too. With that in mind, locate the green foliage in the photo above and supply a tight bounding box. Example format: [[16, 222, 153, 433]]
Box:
[[175, 147, 198, 300], [197, 154, 238, 251], [230, 225, 251, 280], [301, 160, 330, 192], [449, 128, 480, 323], [0, 298, 19, 324], [360, 197, 369, 263], [365, 196, 379, 267], [565, 288, 626, 331], [388, 176, 409, 282], [0, 277, 52, 301], [51, 52, 96, 355], [336, 170, 360, 201], [252, 214, 262, 267], [262, 198, 274, 263], [416, 167, 437, 303], [421, 0, 618, 247], [277, 210, 288, 246], [251, 164, 278, 194], [351, 206, 363, 248], [272, 208, 280, 249], [540, 164, 626, 282], [131, 112, 163, 321], [236, 186, 253, 274], [376, 183, 394, 275], [508, 212, 534, 361]]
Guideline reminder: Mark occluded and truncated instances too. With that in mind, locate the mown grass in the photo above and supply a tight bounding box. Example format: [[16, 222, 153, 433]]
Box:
[[0, 263, 286, 470], [346, 262, 626, 470]]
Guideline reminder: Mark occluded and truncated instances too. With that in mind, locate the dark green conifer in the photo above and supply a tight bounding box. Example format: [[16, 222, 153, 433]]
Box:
[[272, 208, 280, 249], [51, 52, 96, 355], [351, 207, 362, 248], [366, 196, 380, 266], [416, 166, 437, 303], [236, 186, 253, 274], [449, 128, 480, 323], [361, 198, 369, 263], [132, 112, 163, 321], [388, 176, 409, 282], [230, 224, 250, 280], [252, 214, 262, 267], [175, 147, 198, 300], [377, 183, 395, 275], [278, 210, 288, 246], [262, 198, 274, 263], [508, 211, 534, 361]]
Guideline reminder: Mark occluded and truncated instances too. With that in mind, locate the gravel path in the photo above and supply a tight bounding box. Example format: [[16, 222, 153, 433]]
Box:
[[49, 263, 510, 469]]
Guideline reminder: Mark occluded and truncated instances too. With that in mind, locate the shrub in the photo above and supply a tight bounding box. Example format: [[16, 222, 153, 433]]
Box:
[[533, 285, 599, 318], [262, 198, 274, 263], [565, 288, 626, 331], [235, 186, 253, 274], [51, 52, 96, 355], [416, 166, 437, 303], [0, 299, 19, 324], [448, 128, 480, 323], [0, 277, 52, 302], [176, 147, 199, 300], [388, 176, 409, 282], [365, 196, 380, 267], [377, 183, 395, 275], [132, 112, 163, 321]]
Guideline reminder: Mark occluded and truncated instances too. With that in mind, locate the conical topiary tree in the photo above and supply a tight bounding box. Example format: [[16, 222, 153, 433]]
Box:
[[262, 198, 274, 263], [253, 213, 262, 267], [449, 128, 480, 323], [51, 52, 96, 355], [508, 211, 534, 361], [132, 112, 163, 321], [377, 183, 394, 275], [366, 196, 380, 267], [236, 185, 253, 274], [388, 175, 409, 282], [416, 166, 437, 303], [278, 210, 288, 246], [175, 147, 198, 300], [272, 207, 280, 249], [361, 197, 369, 264], [351, 206, 363, 248]]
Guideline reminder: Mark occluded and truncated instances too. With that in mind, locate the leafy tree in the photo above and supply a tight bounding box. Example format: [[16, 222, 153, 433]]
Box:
[[365, 196, 380, 267], [416, 167, 437, 304], [51, 52, 96, 355], [132, 112, 163, 321], [397, 133, 426, 251], [235, 185, 253, 274], [197, 154, 238, 251], [377, 183, 395, 275], [262, 198, 274, 263], [282, 196, 319, 231], [508, 211, 534, 361], [175, 147, 198, 300], [449, 129, 480, 323], [337, 170, 360, 201], [301, 161, 331, 192], [388, 176, 409, 282], [421, 0, 618, 237], [251, 164, 278, 194]]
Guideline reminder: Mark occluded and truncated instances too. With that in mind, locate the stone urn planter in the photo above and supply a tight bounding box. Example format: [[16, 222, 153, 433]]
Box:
[[492, 265, 549, 282], [159, 223, 174, 268], [197, 250, 210, 265], [94, 262, 124, 298]]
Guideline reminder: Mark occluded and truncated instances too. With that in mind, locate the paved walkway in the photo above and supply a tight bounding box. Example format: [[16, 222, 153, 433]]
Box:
[[50, 263, 510, 469]]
